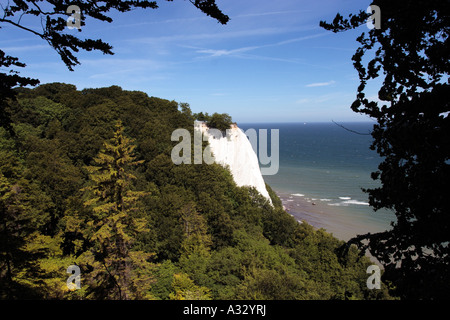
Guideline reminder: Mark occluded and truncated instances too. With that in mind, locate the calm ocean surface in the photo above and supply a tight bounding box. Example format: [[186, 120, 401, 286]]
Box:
[[239, 122, 396, 241]]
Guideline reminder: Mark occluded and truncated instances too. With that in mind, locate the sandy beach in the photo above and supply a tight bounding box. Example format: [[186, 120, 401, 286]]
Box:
[[276, 191, 387, 242]]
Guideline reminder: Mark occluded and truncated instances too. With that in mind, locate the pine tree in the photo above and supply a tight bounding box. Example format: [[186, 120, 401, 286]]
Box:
[[180, 202, 212, 256], [80, 120, 154, 300], [0, 172, 26, 299], [0, 171, 54, 298], [178, 202, 213, 287]]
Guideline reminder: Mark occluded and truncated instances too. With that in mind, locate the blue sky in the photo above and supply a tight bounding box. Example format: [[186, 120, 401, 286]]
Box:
[[2, 0, 379, 123]]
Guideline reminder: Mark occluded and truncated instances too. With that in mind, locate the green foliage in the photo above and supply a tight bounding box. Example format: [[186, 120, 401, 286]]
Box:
[[1, 1, 228, 138], [169, 273, 212, 300], [193, 111, 210, 122], [0, 83, 393, 300], [206, 113, 233, 132], [77, 120, 154, 300], [0, 169, 54, 298], [321, 0, 450, 299], [266, 183, 283, 209]]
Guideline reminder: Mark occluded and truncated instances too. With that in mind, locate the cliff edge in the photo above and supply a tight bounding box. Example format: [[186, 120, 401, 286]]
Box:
[[195, 121, 272, 204]]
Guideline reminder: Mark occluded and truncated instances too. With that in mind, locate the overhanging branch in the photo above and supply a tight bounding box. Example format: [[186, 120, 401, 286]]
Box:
[[0, 18, 43, 38]]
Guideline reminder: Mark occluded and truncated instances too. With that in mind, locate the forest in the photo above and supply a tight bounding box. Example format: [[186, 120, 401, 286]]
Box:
[[0, 83, 393, 300]]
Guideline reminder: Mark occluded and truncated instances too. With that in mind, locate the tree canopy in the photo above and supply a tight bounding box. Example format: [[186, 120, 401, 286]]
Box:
[[206, 112, 233, 132], [0, 83, 393, 300], [0, 0, 230, 130], [321, 0, 450, 299], [0, 0, 403, 301]]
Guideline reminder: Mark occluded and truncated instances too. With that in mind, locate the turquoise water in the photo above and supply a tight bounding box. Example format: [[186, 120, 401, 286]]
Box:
[[239, 122, 396, 241]]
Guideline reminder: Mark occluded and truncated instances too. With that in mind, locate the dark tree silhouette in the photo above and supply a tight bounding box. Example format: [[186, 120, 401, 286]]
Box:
[[321, 0, 450, 299], [0, 0, 229, 129]]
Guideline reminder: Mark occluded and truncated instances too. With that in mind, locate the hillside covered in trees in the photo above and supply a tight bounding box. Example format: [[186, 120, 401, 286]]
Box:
[[0, 83, 392, 300]]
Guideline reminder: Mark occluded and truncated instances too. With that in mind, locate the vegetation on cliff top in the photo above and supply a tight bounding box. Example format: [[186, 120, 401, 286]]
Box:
[[0, 83, 393, 299]]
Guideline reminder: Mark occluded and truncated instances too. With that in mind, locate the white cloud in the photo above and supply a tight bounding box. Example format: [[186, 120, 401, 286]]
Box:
[[2, 44, 49, 52], [305, 80, 336, 87], [129, 27, 289, 45], [296, 98, 310, 104], [274, 32, 329, 46], [197, 46, 259, 57], [235, 10, 311, 18], [194, 31, 329, 62], [296, 92, 351, 105]]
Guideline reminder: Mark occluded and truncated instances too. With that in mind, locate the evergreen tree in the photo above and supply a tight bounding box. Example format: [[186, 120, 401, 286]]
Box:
[[178, 202, 212, 287], [180, 202, 212, 256], [0, 172, 54, 298], [1, 83, 394, 300], [0, 172, 26, 299], [80, 120, 154, 300]]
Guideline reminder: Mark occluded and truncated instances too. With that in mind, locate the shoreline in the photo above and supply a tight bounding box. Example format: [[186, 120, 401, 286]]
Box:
[[276, 191, 382, 242]]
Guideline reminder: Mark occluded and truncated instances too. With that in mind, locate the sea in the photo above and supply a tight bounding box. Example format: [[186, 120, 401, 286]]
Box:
[[238, 122, 396, 241]]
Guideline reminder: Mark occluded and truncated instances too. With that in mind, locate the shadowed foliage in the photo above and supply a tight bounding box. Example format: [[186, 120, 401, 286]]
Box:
[[321, 0, 450, 299], [0, 83, 393, 299]]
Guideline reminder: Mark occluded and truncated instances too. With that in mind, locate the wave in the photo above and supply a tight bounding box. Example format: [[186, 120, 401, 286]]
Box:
[[320, 199, 332, 202], [292, 193, 305, 197], [328, 199, 370, 206], [339, 196, 352, 200], [343, 200, 369, 206]]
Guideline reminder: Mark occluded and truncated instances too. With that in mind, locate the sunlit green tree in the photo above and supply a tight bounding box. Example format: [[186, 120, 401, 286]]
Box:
[[80, 120, 154, 300]]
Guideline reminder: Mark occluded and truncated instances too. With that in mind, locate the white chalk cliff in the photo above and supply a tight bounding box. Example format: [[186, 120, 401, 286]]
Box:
[[195, 121, 272, 204]]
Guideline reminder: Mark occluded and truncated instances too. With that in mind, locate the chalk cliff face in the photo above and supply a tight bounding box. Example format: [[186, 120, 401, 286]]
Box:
[[195, 121, 272, 204]]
